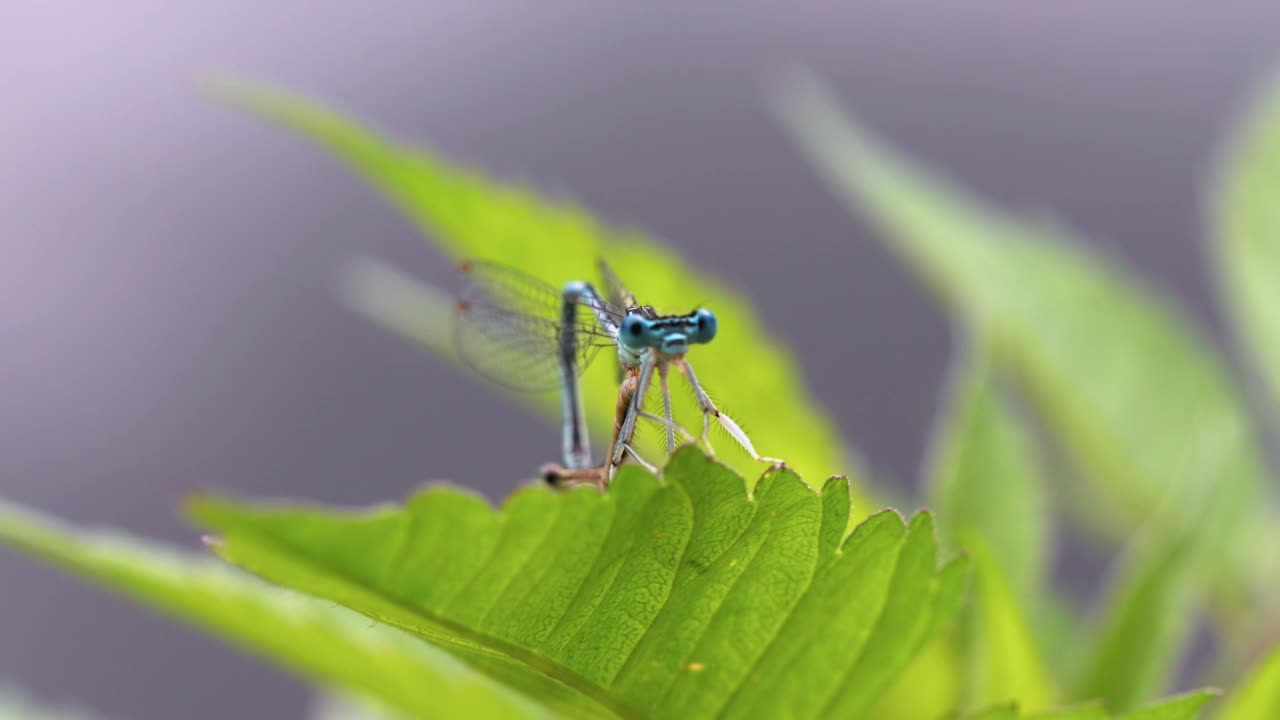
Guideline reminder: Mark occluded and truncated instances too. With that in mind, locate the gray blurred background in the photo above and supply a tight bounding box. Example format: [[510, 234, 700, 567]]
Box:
[[2, 2, 1277, 718]]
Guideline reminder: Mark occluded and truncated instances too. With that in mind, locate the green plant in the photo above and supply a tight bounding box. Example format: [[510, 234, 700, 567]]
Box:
[[2, 72, 1279, 718]]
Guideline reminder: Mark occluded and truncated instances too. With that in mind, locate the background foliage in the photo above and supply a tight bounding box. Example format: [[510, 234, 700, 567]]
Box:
[[2, 71, 1279, 718]]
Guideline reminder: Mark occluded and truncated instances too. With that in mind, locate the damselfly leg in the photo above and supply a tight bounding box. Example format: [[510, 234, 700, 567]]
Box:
[[543, 364, 686, 487], [608, 351, 657, 478], [677, 358, 784, 467], [656, 361, 676, 454]]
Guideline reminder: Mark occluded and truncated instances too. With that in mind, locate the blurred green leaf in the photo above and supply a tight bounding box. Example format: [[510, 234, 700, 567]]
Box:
[[1215, 77, 1280, 421], [1216, 644, 1280, 720], [965, 534, 1056, 712], [1036, 591, 1095, 682], [342, 257, 454, 356], [929, 349, 1049, 604], [1119, 691, 1220, 720], [1073, 534, 1197, 710], [190, 448, 966, 719], [218, 81, 860, 506], [0, 500, 562, 720], [775, 74, 1270, 580], [965, 704, 1021, 720], [775, 76, 1272, 703], [0, 684, 99, 720], [820, 513, 970, 717], [961, 690, 1216, 719], [870, 637, 963, 718], [1032, 706, 1108, 720], [310, 694, 404, 720], [929, 349, 1085, 701]]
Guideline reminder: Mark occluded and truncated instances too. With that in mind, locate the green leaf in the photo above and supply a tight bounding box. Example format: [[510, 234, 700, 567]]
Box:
[[310, 694, 404, 720], [965, 705, 1021, 720], [788, 513, 968, 718], [929, 350, 1069, 711], [1216, 644, 1280, 720], [217, 81, 860, 505], [870, 637, 963, 718], [190, 447, 966, 719], [929, 348, 1049, 605], [342, 258, 454, 358], [965, 534, 1056, 712], [1073, 534, 1197, 710], [1118, 690, 1219, 720], [961, 690, 1217, 720], [774, 74, 1270, 585], [1215, 77, 1280, 420], [774, 74, 1271, 704], [0, 499, 567, 720], [1032, 705, 1109, 720]]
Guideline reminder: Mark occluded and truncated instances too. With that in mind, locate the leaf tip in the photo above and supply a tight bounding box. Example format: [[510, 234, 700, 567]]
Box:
[[760, 460, 791, 478], [820, 474, 851, 500], [183, 491, 244, 529], [909, 508, 936, 529], [873, 506, 908, 524], [406, 482, 494, 511], [747, 459, 815, 504], [841, 508, 909, 553]]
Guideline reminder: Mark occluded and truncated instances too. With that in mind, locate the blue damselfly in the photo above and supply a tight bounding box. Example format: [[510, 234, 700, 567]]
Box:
[[453, 259, 779, 485]]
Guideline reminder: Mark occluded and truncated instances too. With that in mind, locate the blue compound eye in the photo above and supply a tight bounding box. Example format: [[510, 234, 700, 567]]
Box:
[[693, 308, 718, 343], [620, 314, 649, 349]]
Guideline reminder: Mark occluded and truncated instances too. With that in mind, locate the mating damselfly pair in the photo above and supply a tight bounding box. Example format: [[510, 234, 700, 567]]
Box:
[[454, 259, 781, 487]]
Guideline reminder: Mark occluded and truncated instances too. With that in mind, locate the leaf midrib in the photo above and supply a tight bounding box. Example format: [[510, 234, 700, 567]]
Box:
[[217, 528, 640, 720], [210, 474, 834, 720]]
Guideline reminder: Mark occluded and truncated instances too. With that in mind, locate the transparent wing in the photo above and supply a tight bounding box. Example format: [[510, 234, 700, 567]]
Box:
[[596, 258, 638, 384], [453, 260, 622, 392], [597, 258, 638, 311]]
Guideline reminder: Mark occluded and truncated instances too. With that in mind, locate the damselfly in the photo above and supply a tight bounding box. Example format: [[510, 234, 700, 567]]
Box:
[[453, 259, 780, 486]]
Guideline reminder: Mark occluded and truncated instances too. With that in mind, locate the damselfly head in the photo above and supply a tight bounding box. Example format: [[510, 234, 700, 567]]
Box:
[[618, 307, 718, 356]]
